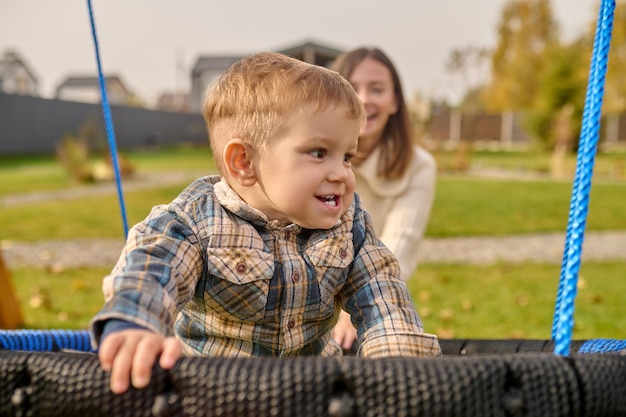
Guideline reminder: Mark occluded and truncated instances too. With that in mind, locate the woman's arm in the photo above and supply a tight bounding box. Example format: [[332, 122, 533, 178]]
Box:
[[342, 202, 440, 358], [378, 147, 436, 281]]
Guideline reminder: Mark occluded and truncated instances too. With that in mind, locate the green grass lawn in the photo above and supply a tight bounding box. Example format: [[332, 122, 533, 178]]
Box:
[[2, 147, 625, 240], [0, 157, 73, 195], [3, 175, 625, 241], [433, 148, 626, 181], [408, 261, 626, 340], [427, 176, 626, 236], [11, 266, 112, 330], [2, 184, 188, 240], [0, 145, 216, 197]]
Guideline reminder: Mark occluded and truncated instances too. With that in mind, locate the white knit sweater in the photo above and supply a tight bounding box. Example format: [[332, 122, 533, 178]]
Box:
[[353, 145, 436, 282]]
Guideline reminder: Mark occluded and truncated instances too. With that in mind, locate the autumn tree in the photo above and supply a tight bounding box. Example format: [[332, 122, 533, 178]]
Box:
[[527, 0, 626, 151], [601, 0, 626, 114], [482, 0, 559, 112], [525, 40, 588, 151], [445, 46, 490, 111]]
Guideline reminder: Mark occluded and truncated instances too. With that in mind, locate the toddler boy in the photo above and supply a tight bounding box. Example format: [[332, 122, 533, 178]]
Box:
[[90, 52, 440, 394]]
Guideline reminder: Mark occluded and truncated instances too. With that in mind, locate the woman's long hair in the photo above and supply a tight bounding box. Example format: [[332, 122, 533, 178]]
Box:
[[331, 47, 414, 179]]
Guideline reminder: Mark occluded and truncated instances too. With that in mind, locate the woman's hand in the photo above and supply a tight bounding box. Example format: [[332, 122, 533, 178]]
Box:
[[332, 310, 357, 351]]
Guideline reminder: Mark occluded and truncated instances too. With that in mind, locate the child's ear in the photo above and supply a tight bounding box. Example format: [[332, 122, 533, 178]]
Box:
[[224, 139, 257, 186]]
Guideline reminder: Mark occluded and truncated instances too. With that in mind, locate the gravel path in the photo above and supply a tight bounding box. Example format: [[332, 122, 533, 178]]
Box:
[[3, 230, 626, 269]]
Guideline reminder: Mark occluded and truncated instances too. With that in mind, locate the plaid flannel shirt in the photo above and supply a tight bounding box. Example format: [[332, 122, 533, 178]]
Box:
[[90, 176, 440, 358]]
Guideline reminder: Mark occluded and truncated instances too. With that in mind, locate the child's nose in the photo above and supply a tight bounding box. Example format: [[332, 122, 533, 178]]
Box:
[[328, 161, 350, 182]]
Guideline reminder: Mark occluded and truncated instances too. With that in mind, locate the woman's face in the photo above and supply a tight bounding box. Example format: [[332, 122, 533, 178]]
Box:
[[348, 57, 398, 154]]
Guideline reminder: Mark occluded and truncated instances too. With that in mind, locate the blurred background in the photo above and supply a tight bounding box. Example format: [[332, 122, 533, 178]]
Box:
[[1, 0, 625, 340], [2, 0, 624, 155]]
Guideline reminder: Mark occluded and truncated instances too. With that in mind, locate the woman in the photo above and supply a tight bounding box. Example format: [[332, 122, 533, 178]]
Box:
[[331, 47, 437, 351]]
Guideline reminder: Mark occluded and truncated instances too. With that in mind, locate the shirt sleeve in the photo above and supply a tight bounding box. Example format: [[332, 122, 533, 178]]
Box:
[[378, 147, 436, 282], [342, 200, 441, 358], [90, 200, 205, 348]]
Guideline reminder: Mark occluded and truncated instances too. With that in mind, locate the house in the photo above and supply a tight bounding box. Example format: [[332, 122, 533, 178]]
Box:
[[190, 55, 241, 113], [276, 40, 344, 68], [189, 40, 345, 112], [155, 92, 190, 112], [0, 50, 39, 96], [55, 74, 132, 105]]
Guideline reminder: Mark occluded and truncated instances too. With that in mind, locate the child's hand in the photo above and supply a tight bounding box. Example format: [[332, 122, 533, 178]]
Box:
[[332, 310, 357, 351], [98, 329, 182, 394]]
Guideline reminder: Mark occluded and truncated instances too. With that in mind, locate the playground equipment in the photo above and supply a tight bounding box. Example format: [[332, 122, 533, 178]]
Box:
[[1, 0, 624, 416], [0, 250, 23, 329]]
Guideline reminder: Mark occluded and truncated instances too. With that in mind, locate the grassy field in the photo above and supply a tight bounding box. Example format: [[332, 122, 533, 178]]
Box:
[[0, 145, 216, 197], [407, 261, 626, 340], [3, 146, 626, 338], [3, 172, 626, 241]]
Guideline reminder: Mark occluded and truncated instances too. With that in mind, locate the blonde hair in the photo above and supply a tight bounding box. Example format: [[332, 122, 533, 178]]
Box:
[[203, 52, 365, 175]]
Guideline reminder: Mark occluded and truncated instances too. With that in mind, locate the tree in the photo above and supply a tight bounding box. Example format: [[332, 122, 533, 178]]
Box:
[[444, 46, 490, 111], [482, 0, 559, 112], [524, 40, 590, 175], [525, 40, 588, 150], [602, 0, 626, 114]]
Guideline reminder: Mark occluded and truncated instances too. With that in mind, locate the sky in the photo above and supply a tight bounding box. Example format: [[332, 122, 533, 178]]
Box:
[[0, 0, 600, 106]]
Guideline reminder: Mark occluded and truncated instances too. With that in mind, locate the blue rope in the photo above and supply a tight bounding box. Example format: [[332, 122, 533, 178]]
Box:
[[551, 0, 607, 343], [552, 0, 615, 356], [86, 0, 129, 238], [579, 338, 626, 354], [3, 329, 625, 356], [0, 330, 94, 352]]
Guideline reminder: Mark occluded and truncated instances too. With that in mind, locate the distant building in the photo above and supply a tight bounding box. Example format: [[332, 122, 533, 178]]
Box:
[[190, 55, 241, 114], [0, 50, 39, 96], [155, 92, 190, 112], [55, 74, 132, 105], [189, 40, 344, 112], [276, 40, 343, 68]]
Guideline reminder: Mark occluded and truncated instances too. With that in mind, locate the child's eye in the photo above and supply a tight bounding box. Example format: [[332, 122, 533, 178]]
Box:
[[310, 149, 327, 159], [344, 153, 354, 163]]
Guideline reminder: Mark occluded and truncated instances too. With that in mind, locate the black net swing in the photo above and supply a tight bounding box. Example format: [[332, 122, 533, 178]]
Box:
[[1, 1, 625, 416]]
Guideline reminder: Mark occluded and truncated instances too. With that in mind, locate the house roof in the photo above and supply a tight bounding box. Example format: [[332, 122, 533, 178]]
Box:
[[191, 55, 243, 77], [0, 50, 39, 83], [275, 39, 344, 60], [191, 40, 346, 77], [56, 75, 129, 93]]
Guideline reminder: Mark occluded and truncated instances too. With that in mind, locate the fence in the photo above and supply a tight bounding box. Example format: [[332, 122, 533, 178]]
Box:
[[0, 93, 207, 155], [3, 93, 626, 156], [427, 109, 626, 148]]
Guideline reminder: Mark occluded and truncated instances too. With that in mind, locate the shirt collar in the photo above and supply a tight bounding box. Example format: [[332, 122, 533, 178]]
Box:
[[213, 177, 302, 233]]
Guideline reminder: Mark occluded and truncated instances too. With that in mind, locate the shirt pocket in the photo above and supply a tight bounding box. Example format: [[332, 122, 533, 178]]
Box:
[[305, 235, 355, 318], [204, 248, 275, 322]]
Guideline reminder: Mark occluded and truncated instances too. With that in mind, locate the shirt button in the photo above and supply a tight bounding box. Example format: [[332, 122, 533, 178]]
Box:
[[339, 248, 347, 258], [292, 273, 300, 282], [236, 263, 247, 274], [287, 319, 295, 330]]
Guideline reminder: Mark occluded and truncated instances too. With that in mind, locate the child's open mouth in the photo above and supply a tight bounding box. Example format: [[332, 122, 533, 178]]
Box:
[[317, 195, 338, 207]]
